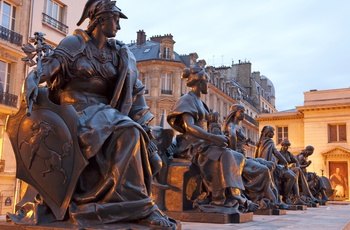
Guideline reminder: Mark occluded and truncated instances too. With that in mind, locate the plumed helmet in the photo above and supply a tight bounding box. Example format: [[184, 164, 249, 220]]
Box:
[[77, 0, 127, 26]]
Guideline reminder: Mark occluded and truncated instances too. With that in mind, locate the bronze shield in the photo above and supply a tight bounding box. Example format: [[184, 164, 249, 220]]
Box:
[[6, 87, 88, 220]]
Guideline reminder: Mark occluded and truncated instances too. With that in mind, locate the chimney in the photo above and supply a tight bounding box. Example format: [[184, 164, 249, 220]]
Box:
[[137, 30, 146, 46]]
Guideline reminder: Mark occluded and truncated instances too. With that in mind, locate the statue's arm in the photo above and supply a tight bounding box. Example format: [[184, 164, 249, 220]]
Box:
[[290, 152, 300, 167], [272, 148, 288, 166], [182, 113, 228, 147], [24, 58, 61, 110], [227, 123, 237, 150], [296, 154, 310, 169]]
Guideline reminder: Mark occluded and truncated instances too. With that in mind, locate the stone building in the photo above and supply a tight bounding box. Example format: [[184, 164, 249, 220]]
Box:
[[256, 88, 350, 200], [0, 0, 31, 216], [129, 31, 277, 156], [0, 0, 86, 215]]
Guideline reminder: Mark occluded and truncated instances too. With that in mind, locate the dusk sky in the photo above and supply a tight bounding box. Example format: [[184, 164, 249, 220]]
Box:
[[116, 0, 350, 111]]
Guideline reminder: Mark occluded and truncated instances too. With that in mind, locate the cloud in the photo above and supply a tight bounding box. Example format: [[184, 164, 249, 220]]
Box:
[[117, 0, 350, 111]]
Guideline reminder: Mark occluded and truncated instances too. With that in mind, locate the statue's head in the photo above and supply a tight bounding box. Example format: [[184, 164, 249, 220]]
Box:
[[77, 0, 127, 32], [304, 145, 314, 155], [181, 65, 209, 88], [181, 65, 209, 94], [261, 125, 274, 138], [281, 139, 291, 147], [229, 104, 245, 117]]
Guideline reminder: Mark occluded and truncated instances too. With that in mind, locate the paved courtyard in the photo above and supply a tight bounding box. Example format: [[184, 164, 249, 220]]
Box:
[[0, 201, 349, 230]]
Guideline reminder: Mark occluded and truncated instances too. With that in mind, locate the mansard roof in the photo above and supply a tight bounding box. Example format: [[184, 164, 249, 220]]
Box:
[[128, 40, 184, 63]]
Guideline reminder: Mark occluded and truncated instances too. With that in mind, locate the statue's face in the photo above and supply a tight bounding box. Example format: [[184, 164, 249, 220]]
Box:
[[281, 144, 289, 151], [100, 13, 121, 37], [236, 109, 245, 120], [267, 128, 274, 138], [199, 76, 209, 94]]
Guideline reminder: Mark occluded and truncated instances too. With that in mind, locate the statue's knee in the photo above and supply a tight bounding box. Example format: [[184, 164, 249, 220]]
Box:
[[149, 153, 162, 175]]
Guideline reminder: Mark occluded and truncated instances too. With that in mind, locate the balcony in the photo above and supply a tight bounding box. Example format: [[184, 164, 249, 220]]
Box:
[[42, 13, 68, 34], [0, 92, 18, 108], [0, 26, 22, 46], [244, 114, 259, 127], [161, 89, 172, 95]]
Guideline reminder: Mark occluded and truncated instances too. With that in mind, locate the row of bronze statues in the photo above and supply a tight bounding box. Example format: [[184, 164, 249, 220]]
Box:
[[5, 0, 329, 229], [151, 66, 330, 214]]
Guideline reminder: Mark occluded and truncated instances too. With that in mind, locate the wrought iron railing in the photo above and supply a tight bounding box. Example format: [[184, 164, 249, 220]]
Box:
[[244, 114, 259, 126], [161, 89, 172, 95], [0, 92, 18, 107], [0, 25, 22, 46], [42, 13, 68, 34]]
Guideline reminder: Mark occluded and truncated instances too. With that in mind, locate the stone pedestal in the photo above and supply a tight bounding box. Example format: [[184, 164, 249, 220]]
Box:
[[0, 220, 182, 230], [289, 205, 307, 210], [307, 203, 320, 208], [254, 209, 287, 215], [165, 211, 253, 224], [164, 158, 192, 211]]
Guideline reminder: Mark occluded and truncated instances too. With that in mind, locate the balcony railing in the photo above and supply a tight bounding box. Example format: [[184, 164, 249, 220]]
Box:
[[0, 25, 22, 46], [244, 114, 258, 127], [161, 89, 173, 95], [42, 13, 68, 34], [0, 92, 18, 107]]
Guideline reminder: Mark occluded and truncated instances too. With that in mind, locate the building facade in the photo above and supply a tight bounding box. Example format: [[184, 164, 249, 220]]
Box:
[[256, 88, 350, 200], [129, 31, 276, 156], [0, 0, 32, 216]]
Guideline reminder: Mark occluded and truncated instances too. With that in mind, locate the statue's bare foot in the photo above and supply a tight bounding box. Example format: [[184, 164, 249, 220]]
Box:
[[140, 209, 176, 229], [247, 201, 259, 212]]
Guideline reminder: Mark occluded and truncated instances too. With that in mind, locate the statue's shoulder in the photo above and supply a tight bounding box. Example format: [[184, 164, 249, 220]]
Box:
[[55, 29, 90, 58]]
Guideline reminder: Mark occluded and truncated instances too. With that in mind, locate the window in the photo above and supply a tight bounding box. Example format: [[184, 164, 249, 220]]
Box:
[[161, 72, 172, 95], [140, 72, 150, 94], [329, 124, 346, 143], [276, 126, 288, 145], [159, 109, 171, 129], [0, 125, 4, 160], [0, 60, 11, 92], [0, 1, 21, 45], [43, 0, 68, 33], [46, 0, 63, 22], [162, 47, 171, 59], [0, 1, 16, 30]]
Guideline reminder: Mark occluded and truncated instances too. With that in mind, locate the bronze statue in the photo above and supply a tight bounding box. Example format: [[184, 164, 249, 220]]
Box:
[[279, 140, 318, 204], [296, 146, 330, 203], [167, 66, 259, 213], [255, 126, 307, 206], [208, 111, 223, 135], [223, 104, 281, 210], [6, 0, 176, 229]]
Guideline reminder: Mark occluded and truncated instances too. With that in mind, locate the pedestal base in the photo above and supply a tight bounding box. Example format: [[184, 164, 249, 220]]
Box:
[[254, 209, 287, 215], [0, 220, 181, 230], [307, 203, 320, 208], [165, 211, 253, 224], [289, 204, 307, 210]]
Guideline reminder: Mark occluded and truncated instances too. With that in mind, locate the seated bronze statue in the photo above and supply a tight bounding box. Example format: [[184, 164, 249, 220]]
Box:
[[167, 66, 259, 213], [296, 146, 330, 203], [255, 126, 307, 206], [222, 104, 284, 210], [6, 0, 176, 229], [279, 140, 319, 204]]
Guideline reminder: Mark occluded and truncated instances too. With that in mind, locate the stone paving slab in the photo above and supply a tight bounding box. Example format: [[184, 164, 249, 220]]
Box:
[[1, 202, 349, 230], [181, 202, 350, 230]]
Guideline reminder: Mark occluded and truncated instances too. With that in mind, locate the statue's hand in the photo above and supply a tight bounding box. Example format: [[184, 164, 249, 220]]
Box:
[[211, 134, 229, 148], [23, 72, 39, 115]]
